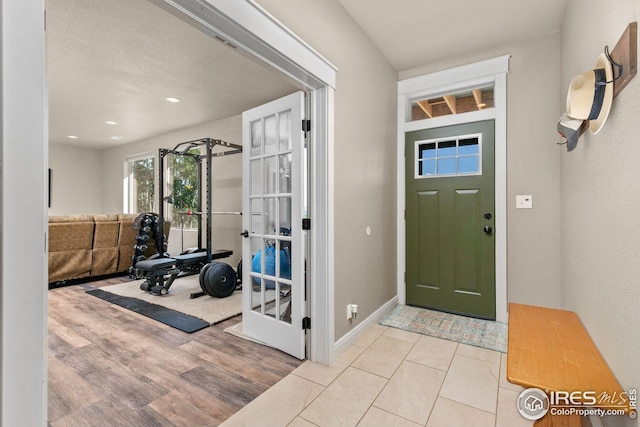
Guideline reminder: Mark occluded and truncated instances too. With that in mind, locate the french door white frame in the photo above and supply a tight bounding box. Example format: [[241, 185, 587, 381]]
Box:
[[397, 56, 510, 323], [153, 0, 337, 363]]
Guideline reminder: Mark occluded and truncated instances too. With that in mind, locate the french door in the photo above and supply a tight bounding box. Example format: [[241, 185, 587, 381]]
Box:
[[241, 91, 306, 359]]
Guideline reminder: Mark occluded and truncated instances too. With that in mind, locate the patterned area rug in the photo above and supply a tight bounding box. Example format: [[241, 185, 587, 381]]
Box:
[[379, 305, 507, 353]]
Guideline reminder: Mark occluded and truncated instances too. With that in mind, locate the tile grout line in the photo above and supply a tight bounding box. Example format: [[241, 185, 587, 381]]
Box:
[[359, 329, 418, 427]]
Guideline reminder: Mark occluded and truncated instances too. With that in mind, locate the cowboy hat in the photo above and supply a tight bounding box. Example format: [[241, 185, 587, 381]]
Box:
[[566, 53, 613, 134]]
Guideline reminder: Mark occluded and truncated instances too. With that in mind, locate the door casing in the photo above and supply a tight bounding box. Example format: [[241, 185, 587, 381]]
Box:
[[397, 56, 509, 323], [152, 0, 337, 363]]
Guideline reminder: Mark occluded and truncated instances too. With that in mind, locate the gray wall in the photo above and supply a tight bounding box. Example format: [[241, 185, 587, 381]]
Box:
[[560, 2, 640, 426], [49, 144, 104, 215], [255, 0, 399, 340]]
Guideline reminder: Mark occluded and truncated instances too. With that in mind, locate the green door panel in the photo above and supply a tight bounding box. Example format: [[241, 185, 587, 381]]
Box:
[[406, 120, 495, 319]]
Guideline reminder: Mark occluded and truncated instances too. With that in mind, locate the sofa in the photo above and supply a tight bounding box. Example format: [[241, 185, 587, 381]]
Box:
[[48, 214, 169, 284]]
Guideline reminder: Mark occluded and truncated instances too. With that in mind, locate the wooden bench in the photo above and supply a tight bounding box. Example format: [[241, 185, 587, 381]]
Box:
[[507, 303, 632, 426]]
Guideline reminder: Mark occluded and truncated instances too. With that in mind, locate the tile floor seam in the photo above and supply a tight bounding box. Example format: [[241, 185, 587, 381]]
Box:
[[369, 405, 428, 427], [438, 395, 497, 418], [294, 411, 320, 427], [494, 356, 505, 426], [290, 370, 340, 388], [348, 364, 396, 382], [454, 351, 500, 366], [427, 355, 453, 426], [361, 375, 391, 427], [285, 373, 329, 424], [349, 336, 401, 427], [394, 339, 441, 427]]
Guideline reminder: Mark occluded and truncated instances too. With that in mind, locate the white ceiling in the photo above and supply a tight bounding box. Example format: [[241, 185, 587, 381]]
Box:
[[46, 0, 299, 149], [47, 0, 568, 150], [337, 0, 568, 71]]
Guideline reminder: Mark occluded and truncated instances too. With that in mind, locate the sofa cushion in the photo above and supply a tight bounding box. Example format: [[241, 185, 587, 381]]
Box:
[[49, 249, 92, 283], [91, 247, 119, 276], [94, 214, 118, 222], [49, 214, 94, 223], [49, 222, 95, 252]]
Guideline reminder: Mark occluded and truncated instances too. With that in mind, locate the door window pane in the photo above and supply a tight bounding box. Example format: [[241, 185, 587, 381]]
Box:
[[279, 110, 292, 152], [264, 114, 277, 154], [437, 158, 456, 175], [458, 156, 479, 174], [279, 154, 292, 194], [419, 159, 436, 176], [264, 156, 277, 194], [415, 134, 481, 178], [250, 119, 262, 157]]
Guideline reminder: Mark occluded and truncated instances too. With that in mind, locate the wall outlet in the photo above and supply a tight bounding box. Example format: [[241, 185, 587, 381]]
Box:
[[347, 304, 353, 320], [516, 195, 533, 209]]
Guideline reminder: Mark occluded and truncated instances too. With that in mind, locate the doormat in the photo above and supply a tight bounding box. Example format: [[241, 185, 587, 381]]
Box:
[[92, 274, 243, 325], [379, 305, 507, 353], [87, 289, 210, 333]]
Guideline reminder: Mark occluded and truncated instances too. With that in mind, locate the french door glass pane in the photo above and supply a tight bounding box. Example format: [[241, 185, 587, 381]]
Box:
[[264, 156, 277, 195], [279, 154, 292, 193], [250, 198, 261, 234], [264, 197, 276, 235], [279, 110, 292, 152], [264, 114, 277, 154], [251, 160, 261, 196], [250, 120, 262, 157]]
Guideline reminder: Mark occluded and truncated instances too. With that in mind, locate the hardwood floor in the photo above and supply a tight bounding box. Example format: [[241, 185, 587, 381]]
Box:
[[48, 276, 304, 427]]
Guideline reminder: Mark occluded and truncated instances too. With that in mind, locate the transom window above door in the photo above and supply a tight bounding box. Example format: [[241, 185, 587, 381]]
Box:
[[410, 85, 494, 121], [415, 134, 482, 178]]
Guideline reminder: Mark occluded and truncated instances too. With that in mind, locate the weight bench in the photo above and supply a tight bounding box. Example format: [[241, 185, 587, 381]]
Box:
[[136, 249, 233, 296]]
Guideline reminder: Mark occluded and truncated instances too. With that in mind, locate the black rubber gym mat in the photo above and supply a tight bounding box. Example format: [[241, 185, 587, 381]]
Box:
[[86, 289, 210, 333]]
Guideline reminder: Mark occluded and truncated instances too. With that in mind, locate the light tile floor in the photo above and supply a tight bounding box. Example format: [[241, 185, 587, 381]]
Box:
[[221, 323, 534, 427]]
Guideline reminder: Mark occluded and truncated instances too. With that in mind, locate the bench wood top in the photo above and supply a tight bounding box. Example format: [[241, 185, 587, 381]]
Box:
[[507, 303, 629, 412]]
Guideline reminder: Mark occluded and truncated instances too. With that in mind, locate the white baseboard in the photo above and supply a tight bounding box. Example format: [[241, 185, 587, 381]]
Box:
[[333, 296, 398, 358]]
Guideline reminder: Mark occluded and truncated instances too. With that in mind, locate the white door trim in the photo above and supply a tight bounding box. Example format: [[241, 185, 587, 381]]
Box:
[[153, 0, 337, 362], [397, 55, 509, 323]]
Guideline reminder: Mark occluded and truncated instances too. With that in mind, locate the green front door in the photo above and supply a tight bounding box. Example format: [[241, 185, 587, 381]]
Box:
[[406, 120, 495, 319]]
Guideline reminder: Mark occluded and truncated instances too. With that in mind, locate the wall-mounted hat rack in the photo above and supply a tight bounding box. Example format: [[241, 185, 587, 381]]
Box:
[[575, 22, 637, 136]]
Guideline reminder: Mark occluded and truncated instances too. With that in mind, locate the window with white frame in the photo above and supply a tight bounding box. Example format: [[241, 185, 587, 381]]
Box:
[[127, 154, 155, 214], [415, 133, 482, 178]]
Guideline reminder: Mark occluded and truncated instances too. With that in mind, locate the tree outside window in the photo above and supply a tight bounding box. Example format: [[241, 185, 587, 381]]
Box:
[[167, 149, 200, 229], [129, 156, 154, 213]]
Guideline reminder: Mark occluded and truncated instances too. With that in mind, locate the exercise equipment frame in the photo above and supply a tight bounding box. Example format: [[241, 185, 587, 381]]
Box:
[[135, 138, 242, 297]]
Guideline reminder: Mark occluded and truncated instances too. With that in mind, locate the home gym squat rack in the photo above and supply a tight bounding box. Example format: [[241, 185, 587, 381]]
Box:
[[132, 138, 242, 297]]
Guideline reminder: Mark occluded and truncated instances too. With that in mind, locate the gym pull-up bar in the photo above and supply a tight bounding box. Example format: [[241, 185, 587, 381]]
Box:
[[158, 138, 242, 264]]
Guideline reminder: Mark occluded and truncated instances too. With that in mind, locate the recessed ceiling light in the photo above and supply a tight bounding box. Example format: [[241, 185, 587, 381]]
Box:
[[67, 135, 78, 139], [105, 120, 118, 125], [165, 97, 182, 103], [110, 136, 123, 140]]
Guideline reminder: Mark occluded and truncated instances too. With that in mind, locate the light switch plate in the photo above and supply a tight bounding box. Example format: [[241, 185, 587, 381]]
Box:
[[516, 195, 533, 209]]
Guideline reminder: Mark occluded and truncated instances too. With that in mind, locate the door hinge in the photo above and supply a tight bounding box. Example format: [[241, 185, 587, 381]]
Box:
[[302, 218, 311, 230], [302, 317, 311, 330], [302, 119, 311, 133]]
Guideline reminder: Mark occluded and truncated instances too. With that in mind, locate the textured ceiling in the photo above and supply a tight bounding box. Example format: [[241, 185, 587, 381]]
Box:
[[46, 0, 299, 149], [338, 0, 568, 71], [47, 0, 569, 150]]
